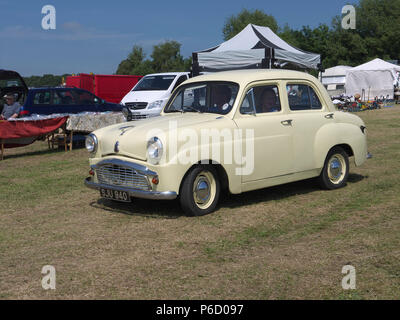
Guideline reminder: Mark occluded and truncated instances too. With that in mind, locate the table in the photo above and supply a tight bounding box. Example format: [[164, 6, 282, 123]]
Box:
[[64, 112, 126, 151], [0, 116, 68, 160]]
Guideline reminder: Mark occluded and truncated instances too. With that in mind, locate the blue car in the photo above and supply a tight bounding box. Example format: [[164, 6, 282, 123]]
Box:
[[19, 87, 123, 116]]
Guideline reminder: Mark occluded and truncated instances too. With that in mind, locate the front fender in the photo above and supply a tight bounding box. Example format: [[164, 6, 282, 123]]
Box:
[[168, 141, 242, 195]]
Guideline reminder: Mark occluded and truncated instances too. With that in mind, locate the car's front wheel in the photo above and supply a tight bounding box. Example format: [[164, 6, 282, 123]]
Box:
[[179, 165, 220, 216], [318, 146, 349, 190]]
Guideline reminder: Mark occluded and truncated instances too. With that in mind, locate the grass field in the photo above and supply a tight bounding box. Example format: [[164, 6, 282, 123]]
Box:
[[0, 106, 399, 300]]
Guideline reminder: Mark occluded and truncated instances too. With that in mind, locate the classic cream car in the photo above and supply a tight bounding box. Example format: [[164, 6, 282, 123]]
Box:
[[84, 70, 369, 216]]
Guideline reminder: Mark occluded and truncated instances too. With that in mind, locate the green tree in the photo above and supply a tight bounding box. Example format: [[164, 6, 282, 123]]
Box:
[[23, 74, 69, 87], [278, 23, 301, 48], [116, 45, 154, 75], [223, 9, 279, 40], [355, 0, 400, 62], [151, 41, 185, 73]]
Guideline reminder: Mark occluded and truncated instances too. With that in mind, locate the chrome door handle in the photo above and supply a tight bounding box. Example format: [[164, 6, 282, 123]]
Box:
[[281, 119, 293, 126], [325, 113, 334, 119]]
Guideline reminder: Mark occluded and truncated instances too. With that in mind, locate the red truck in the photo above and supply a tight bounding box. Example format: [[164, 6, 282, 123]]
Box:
[[65, 73, 142, 104]]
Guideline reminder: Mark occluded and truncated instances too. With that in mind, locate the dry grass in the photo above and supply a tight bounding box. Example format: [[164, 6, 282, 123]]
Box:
[[0, 105, 399, 299]]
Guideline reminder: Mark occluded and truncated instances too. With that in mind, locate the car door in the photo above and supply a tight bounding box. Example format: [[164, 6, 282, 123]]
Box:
[[284, 82, 334, 173], [234, 82, 294, 183], [75, 89, 98, 112], [52, 89, 79, 114]]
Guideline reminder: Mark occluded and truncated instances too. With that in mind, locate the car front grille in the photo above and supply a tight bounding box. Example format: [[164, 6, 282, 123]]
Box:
[[125, 102, 148, 110], [130, 114, 159, 120], [96, 164, 151, 191]]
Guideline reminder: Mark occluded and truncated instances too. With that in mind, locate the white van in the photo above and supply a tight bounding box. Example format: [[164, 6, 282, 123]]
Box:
[[120, 72, 190, 120]]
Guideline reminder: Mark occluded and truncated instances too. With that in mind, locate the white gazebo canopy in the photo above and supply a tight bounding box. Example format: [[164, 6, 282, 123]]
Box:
[[346, 58, 400, 99], [193, 24, 321, 74], [321, 65, 352, 85]]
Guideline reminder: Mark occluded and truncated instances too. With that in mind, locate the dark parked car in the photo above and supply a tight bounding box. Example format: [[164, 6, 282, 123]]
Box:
[[2, 70, 123, 116], [19, 87, 123, 116]]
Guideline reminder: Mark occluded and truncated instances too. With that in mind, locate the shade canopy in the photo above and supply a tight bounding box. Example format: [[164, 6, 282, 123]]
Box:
[[193, 24, 321, 74], [345, 58, 400, 99], [321, 66, 352, 85]]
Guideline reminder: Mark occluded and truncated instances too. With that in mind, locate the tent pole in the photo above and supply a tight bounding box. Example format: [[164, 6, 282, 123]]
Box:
[[191, 53, 200, 77], [262, 48, 272, 69]]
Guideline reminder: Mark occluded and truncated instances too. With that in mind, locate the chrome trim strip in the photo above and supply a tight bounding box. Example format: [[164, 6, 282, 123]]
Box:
[[91, 158, 157, 177], [84, 177, 177, 200]]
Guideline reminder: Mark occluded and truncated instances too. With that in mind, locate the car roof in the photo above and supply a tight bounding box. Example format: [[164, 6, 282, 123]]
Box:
[[185, 69, 319, 85], [143, 72, 190, 77], [29, 87, 88, 91]]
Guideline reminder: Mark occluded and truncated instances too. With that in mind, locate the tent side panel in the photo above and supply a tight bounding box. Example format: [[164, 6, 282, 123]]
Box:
[[345, 70, 395, 99], [275, 49, 320, 70], [197, 49, 265, 72]]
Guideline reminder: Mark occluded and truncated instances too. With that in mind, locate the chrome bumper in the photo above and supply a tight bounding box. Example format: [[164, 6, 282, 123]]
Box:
[[85, 177, 177, 200]]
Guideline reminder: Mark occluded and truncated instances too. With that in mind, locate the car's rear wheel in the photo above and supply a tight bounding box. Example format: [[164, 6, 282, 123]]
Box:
[[180, 165, 220, 216], [318, 146, 349, 189]]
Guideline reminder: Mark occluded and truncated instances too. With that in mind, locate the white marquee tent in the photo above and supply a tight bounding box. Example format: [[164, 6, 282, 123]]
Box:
[[345, 58, 400, 99], [321, 65, 352, 87], [192, 24, 321, 74]]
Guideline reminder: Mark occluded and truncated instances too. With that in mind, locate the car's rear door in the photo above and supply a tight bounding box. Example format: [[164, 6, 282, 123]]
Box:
[[284, 81, 335, 173]]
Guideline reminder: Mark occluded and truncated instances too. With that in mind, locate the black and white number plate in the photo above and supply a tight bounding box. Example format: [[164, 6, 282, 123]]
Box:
[[100, 188, 131, 202]]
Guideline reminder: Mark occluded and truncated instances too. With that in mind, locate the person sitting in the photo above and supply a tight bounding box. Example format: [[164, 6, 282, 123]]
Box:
[[259, 88, 280, 113], [211, 85, 232, 112], [0, 94, 21, 120]]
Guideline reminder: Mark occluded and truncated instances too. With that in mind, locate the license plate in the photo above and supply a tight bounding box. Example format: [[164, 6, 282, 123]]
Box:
[[100, 188, 130, 202]]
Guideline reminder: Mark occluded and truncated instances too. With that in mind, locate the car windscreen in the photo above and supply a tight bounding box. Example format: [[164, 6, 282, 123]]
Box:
[[164, 81, 239, 115], [0, 74, 28, 105], [0, 78, 25, 90], [132, 75, 176, 91]]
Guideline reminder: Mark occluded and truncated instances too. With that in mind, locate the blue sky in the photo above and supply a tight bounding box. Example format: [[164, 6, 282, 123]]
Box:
[[0, 0, 355, 76]]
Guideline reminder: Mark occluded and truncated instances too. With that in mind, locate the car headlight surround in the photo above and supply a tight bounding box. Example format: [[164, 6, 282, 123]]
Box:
[[85, 133, 98, 153], [148, 100, 165, 109], [147, 137, 163, 164]]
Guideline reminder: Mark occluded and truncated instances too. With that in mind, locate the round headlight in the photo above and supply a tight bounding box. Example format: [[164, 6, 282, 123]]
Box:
[[147, 137, 163, 164], [85, 134, 98, 153]]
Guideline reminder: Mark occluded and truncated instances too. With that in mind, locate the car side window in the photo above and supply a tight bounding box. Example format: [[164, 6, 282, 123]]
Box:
[[170, 84, 207, 111], [240, 85, 281, 114], [287, 84, 322, 111], [33, 91, 51, 105], [77, 90, 96, 105], [240, 88, 256, 114], [53, 90, 76, 105]]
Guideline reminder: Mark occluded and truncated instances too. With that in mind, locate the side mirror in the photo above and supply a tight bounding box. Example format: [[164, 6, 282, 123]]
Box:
[[122, 106, 132, 121]]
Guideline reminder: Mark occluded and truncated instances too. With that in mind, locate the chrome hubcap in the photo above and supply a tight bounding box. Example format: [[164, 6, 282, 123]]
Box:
[[330, 159, 342, 180], [195, 179, 210, 204], [193, 171, 216, 209], [328, 154, 345, 183]]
